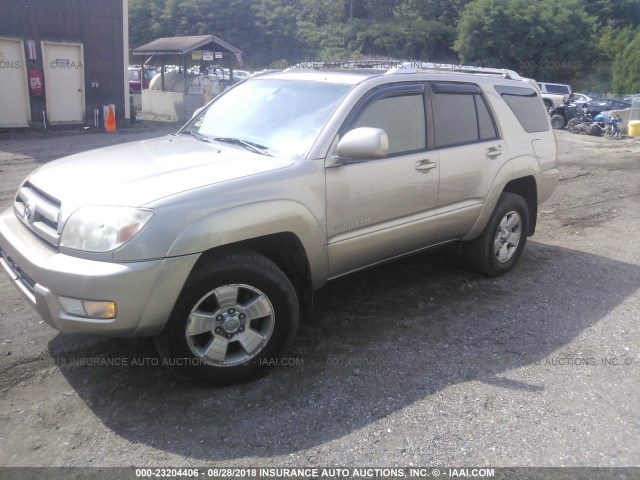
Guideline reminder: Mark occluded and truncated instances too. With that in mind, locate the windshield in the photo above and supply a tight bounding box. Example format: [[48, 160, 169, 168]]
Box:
[[182, 78, 352, 159]]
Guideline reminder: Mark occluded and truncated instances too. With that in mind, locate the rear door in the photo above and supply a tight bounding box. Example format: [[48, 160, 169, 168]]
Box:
[[428, 82, 507, 239]]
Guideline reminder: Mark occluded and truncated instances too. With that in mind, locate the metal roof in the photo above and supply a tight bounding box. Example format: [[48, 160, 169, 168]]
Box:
[[133, 35, 242, 56]]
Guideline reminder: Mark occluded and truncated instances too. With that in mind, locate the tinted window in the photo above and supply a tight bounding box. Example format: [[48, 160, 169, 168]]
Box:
[[496, 85, 549, 133], [543, 84, 570, 94], [431, 89, 498, 148], [351, 94, 426, 155]]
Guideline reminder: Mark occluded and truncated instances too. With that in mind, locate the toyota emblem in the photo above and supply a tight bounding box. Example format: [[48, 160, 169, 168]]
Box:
[[24, 204, 34, 222]]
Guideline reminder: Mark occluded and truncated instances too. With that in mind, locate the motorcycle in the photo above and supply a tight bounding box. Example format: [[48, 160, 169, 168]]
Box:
[[594, 112, 623, 139], [566, 106, 605, 136]]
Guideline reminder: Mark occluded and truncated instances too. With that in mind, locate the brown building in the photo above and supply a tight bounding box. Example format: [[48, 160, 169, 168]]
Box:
[[0, 0, 129, 128]]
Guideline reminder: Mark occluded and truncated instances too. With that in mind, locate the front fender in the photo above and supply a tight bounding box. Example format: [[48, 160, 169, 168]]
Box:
[[165, 200, 328, 287]]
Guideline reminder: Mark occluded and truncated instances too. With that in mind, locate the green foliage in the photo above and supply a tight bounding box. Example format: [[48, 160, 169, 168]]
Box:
[[584, 0, 640, 29], [454, 0, 596, 82], [612, 28, 640, 93], [128, 0, 634, 90]]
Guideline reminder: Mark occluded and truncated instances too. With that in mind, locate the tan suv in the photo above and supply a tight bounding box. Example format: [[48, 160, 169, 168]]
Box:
[[0, 62, 559, 385]]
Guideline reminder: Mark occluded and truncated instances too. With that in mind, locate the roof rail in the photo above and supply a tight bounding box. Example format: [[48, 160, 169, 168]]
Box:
[[385, 61, 523, 81], [283, 60, 400, 72]]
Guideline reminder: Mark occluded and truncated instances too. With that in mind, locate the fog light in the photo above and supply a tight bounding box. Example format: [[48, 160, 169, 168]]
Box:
[[83, 301, 116, 319], [58, 296, 116, 319]]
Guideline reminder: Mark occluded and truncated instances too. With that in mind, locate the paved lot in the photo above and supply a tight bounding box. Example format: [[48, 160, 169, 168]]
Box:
[[0, 125, 639, 468]]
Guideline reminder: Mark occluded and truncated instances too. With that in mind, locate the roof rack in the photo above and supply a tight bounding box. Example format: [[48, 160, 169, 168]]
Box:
[[385, 61, 522, 80], [282, 59, 524, 82], [283, 60, 402, 72]]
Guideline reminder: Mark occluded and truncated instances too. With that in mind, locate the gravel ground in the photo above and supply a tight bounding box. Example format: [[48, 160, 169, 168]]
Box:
[[0, 124, 639, 469]]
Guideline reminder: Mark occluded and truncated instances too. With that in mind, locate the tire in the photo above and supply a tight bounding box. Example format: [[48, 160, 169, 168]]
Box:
[[155, 250, 299, 386], [567, 118, 582, 134], [463, 192, 529, 277], [590, 124, 604, 136], [550, 114, 566, 130], [543, 99, 553, 109]]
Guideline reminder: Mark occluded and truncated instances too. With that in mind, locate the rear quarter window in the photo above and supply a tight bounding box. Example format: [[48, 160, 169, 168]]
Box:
[[495, 85, 549, 133]]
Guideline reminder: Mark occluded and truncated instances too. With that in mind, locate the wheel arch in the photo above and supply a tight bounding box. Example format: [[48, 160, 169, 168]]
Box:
[[463, 163, 538, 241], [194, 233, 315, 319], [503, 176, 537, 236]]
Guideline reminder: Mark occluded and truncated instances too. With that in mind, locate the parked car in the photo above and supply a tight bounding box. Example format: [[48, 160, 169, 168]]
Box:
[[232, 70, 252, 80], [0, 64, 559, 386], [572, 93, 593, 105], [128, 66, 159, 93], [538, 82, 573, 108], [582, 98, 632, 117]]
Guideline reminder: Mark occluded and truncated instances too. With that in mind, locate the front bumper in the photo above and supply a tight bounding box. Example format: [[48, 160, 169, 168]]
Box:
[[0, 208, 199, 337]]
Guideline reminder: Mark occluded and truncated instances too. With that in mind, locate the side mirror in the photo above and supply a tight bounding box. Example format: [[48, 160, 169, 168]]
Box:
[[336, 127, 389, 162]]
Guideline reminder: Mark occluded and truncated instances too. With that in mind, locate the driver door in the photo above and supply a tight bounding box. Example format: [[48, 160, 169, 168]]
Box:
[[325, 83, 440, 278]]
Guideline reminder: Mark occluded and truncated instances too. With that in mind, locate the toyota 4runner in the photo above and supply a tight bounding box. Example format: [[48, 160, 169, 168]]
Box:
[[0, 62, 559, 385]]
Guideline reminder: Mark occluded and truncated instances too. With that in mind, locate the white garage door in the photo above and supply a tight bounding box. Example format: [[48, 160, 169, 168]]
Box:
[[0, 38, 30, 128], [42, 42, 85, 124]]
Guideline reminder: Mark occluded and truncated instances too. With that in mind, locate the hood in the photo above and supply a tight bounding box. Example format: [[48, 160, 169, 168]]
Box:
[[27, 135, 294, 211]]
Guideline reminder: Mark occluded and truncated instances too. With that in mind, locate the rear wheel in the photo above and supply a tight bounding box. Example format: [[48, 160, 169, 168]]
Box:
[[464, 193, 529, 277], [155, 250, 299, 386], [550, 114, 566, 129]]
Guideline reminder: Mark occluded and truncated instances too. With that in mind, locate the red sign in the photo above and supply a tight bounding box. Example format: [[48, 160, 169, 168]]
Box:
[[28, 70, 44, 96]]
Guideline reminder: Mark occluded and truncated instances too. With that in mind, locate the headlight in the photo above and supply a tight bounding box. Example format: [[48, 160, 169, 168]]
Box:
[[60, 206, 154, 253]]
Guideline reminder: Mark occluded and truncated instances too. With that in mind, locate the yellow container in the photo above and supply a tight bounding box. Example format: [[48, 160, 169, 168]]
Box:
[[629, 120, 640, 137]]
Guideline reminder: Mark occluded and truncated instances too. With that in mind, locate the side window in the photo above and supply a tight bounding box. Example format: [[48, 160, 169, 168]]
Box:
[[349, 93, 426, 155], [431, 84, 498, 148], [496, 85, 549, 133]]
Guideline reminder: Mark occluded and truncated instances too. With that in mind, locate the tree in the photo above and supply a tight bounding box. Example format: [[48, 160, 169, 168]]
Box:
[[394, 0, 472, 25], [129, 0, 168, 48], [454, 0, 596, 82], [584, 0, 640, 29], [612, 28, 640, 93]]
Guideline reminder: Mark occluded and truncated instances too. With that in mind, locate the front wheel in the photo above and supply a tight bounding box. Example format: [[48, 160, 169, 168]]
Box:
[[155, 250, 299, 386], [464, 193, 530, 277], [567, 118, 582, 134]]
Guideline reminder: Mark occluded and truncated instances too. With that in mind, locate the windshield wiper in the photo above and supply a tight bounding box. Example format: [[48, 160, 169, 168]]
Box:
[[182, 130, 212, 143], [213, 137, 272, 156]]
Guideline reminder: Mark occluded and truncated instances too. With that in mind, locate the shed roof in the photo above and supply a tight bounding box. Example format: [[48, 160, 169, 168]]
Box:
[[133, 35, 242, 56]]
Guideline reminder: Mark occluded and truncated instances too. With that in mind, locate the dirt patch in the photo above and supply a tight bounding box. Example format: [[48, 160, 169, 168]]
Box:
[[0, 127, 639, 468]]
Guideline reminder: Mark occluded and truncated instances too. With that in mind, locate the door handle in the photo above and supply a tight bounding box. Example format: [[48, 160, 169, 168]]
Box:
[[486, 146, 502, 158], [415, 160, 437, 171]]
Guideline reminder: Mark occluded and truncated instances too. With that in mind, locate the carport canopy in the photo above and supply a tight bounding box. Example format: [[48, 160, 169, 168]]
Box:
[[133, 35, 243, 90]]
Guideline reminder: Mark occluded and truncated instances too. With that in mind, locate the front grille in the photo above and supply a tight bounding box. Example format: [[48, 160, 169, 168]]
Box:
[[13, 182, 61, 248]]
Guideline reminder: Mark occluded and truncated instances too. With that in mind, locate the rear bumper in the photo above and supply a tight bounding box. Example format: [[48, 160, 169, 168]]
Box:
[[0, 208, 198, 337], [535, 167, 560, 205]]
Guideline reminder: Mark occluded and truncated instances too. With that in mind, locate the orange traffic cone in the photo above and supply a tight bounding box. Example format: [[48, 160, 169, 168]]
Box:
[[105, 105, 116, 132]]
